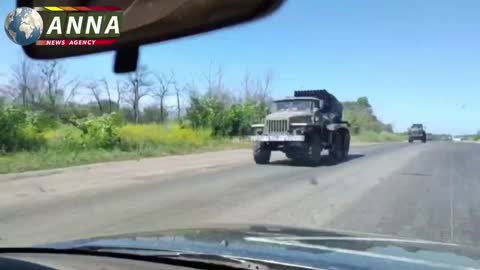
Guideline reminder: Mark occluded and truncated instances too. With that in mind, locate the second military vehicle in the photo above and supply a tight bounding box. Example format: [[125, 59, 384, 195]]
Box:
[[408, 123, 427, 143], [250, 90, 350, 165]]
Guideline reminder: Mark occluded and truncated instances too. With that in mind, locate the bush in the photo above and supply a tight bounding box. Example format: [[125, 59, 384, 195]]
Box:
[[474, 131, 480, 141], [186, 95, 225, 129], [43, 113, 121, 150], [0, 107, 46, 152], [18, 124, 47, 150], [343, 97, 393, 134], [186, 95, 268, 137], [43, 125, 84, 150], [215, 101, 268, 137], [25, 110, 58, 131], [118, 123, 212, 150], [75, 113, 121, 149], [44, 115, 214, 152]]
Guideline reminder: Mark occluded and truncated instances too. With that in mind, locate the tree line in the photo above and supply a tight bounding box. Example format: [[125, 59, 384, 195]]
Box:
[[1, 57, 394, 138], [0, 58, 274, 133]]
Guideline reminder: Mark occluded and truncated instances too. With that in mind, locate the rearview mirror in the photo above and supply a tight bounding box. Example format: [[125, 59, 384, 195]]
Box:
[[16, 0, 284, 72]]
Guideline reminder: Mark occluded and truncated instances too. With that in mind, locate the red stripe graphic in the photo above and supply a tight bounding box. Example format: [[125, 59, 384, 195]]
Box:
[[73, 6, 92, 11], [88, 6, 109, 11], [103, 6, 123, 11], [94, 39, 118, 45]]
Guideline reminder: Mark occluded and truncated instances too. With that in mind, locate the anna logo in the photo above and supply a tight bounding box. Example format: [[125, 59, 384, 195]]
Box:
[[4, 6, 123, 46]]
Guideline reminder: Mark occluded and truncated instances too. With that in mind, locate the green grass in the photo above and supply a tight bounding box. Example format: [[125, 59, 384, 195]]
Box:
[[0, 149, 138, 173], [0, 123, 252, 174], [0, 138, 251, 174], [0, 123, 404, 174]]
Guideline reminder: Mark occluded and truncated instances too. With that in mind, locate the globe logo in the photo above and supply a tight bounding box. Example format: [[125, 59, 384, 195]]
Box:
[[4, 7, 43, 46]]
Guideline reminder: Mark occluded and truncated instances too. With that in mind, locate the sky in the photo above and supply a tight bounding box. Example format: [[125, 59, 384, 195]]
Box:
[[1, 0, 479, 134]]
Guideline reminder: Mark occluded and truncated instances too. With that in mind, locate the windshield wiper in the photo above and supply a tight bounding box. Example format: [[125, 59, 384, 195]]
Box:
[[0, 246, 268, 270]]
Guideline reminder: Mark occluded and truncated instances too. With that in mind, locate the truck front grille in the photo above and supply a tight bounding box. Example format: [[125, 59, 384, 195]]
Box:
[[266, 120, 288, 133]]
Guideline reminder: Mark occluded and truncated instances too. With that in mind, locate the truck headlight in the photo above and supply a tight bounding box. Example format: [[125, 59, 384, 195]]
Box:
[[294, 128, 305, 135], [251, 124, 264, 135]]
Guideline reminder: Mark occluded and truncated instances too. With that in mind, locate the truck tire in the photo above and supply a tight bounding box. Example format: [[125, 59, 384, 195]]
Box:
[[286, 153, 297, 160], [422, 134, 427, 143], [303, 136, 322, 166], [408, 137, 413, 143], [329, 131, 347, 163], [342, 131, 350, 161], [254, 143, 271, 164]]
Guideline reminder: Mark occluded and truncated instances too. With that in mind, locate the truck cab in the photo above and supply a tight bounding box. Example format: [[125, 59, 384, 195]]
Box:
[[408, 123, 427, 143], [251, 90, 350, 165]]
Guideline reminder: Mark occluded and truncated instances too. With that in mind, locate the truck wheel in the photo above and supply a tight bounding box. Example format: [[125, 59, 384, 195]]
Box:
[[298, 137, 322, 166], [342, 131, 350, 161], [408, 138, 413, 143], [286, 153, 297, 160], [304, 137, 322, 166], [254, 143, 271, 164], [422, 134, 427, 143], [329, 131, 344, 163]]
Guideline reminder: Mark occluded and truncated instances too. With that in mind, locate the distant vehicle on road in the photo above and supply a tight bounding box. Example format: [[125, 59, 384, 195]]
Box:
[[251, 90, 350, 165], [452, 136, 463, 142], [408, 123, 427, 143]]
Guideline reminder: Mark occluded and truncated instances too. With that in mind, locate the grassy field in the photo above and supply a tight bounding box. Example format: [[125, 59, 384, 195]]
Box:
[[0, 124, 404, 174], [0, 124, 252, 174], [0, 141, 251, 174]]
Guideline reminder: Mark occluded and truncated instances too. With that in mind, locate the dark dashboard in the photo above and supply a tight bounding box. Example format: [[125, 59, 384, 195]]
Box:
[[1, 253, 202, 270]]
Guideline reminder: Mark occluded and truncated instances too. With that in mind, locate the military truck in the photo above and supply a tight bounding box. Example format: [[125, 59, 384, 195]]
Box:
[[250, 90, 350, 165], [408, 123, 427, 143]]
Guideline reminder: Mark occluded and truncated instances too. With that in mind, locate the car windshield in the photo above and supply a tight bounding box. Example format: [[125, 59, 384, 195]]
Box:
[[272, 100, 315, 112], [2, 0, 480, 263]]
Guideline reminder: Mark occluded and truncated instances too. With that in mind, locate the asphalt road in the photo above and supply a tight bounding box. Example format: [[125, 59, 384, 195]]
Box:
[[1, 141, 479, 247]]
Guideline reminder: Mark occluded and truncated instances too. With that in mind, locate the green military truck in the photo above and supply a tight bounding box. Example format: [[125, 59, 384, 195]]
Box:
[[250, 90, 350, 165], [408, 123, 427, 143]]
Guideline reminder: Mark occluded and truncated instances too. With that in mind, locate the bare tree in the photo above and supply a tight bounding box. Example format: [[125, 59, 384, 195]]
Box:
[[124, 66, 153, 123], [152, 71, 174, 123], [4, 57, 41, 107], [253, 70, 273, 103], [203, 64, 235, 106], [100, 79, 113, 113], [40, 61, 80, 115], [84, 79, 120, 114], [41, 61, 61, 109], [63, 81, 81, 109], [241, 70, 273, 104], [241, 70, 253, 101], [86, 81, 104, 113], [115, 80, 125, 108], [182, 79, 198, 110], [173, 82, 188, 122], [205, 64, 224, 96]]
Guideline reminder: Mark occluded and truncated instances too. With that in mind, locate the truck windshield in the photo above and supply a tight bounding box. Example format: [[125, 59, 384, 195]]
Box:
[[272, 100, 316, 112], [412, 124, 423, 128]]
